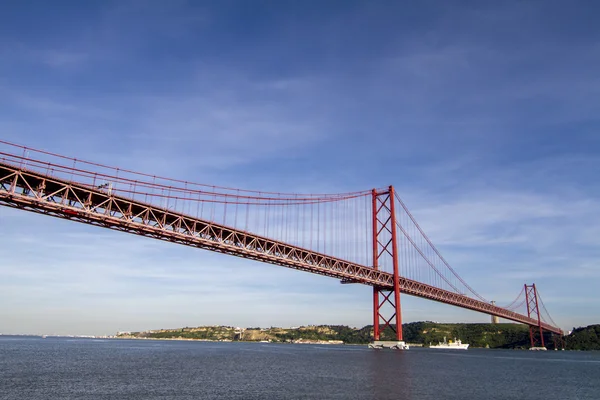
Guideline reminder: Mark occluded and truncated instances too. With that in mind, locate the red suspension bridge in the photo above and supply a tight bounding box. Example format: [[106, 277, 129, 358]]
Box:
[[0, 140, 562, 346]]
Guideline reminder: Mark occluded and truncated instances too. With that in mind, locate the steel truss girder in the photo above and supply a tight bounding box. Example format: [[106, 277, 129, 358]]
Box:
[[0, 162, 562, 335]]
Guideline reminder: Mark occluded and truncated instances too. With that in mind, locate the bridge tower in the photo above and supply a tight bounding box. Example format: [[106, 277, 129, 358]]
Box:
[[490, 301, 499, 324], [525, 283, 545, 349], [372, 186, 402, 342]]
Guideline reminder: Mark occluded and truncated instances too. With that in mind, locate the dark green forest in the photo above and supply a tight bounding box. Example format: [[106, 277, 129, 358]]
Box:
[[565, 325, 600, 350]]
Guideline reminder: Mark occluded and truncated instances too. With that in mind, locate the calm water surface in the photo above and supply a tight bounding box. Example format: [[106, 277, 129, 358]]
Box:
[[0, 336, 599, 399]]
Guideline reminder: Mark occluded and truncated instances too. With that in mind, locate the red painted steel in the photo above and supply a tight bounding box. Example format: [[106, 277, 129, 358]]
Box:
[[372, 187, 403, 341], [371, 189, 380, 340], [0, 159, 563, 336], [553, 334, 565, 350], [525, 284, 546, 347], [393, 193, 487, 302], [389, 186, 402, 341]]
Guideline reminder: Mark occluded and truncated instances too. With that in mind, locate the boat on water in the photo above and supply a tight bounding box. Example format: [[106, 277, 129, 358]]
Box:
[[368, 341, 410, 350], [429, 337, 469, 350], [529, 346, 547, 351]]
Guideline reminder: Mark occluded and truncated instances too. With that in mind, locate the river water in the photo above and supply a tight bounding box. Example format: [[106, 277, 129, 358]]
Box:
[[0, 336, 598, 399]]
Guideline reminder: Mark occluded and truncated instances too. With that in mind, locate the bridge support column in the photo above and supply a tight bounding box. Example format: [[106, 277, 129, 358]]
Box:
[[551, 333, 565, 351], [525, 283, 545, 349], [372, 186, 402, 342]]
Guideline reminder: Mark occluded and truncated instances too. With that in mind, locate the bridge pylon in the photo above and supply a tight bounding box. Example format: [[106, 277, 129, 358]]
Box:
[[525, 283, 545, 349], [372, 186, 402, 341]]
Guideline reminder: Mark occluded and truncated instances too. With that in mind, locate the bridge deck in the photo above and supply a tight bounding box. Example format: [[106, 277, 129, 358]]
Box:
[[0, 161, 562, 335]]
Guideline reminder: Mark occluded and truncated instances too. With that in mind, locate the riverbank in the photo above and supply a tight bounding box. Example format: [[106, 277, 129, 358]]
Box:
[[114, 322, 598, 349]]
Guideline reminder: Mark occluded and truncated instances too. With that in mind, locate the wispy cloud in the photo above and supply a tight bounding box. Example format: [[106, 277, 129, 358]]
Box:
[[1, 1, 599, 334], [38, 49, 89, 69]]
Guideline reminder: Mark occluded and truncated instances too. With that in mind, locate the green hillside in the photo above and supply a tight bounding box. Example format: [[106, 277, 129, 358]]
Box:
[[116, 322, 599, 350], [401, 322, 531, 349], [565, 325, 600, 350]]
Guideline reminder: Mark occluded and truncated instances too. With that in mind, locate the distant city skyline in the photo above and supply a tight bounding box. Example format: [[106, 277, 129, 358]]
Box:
[[1, 1, 599, 335]]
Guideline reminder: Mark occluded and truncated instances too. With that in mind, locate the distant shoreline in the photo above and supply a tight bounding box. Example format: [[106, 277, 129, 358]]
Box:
[[3, 335, 598, 351], [3, 322, 599, 351]]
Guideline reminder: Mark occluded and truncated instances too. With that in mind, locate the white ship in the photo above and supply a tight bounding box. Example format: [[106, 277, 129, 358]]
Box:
[[429, 337, 469, 350]]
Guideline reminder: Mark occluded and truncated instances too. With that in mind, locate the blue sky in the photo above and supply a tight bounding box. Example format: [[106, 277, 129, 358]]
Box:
[[1, 1, 599, 335]]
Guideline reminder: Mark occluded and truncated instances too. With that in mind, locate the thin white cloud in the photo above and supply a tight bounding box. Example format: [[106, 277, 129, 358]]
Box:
[[2, 1, 599, 335]]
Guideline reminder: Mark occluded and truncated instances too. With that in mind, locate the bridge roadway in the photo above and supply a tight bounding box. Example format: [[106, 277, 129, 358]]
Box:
[[0, 161, 562, 335]]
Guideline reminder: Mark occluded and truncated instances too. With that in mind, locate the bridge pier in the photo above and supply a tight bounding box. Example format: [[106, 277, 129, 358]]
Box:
[[368, 341, 409, 350], [490, 301, 500, 324], [551, 333, 566, 351]]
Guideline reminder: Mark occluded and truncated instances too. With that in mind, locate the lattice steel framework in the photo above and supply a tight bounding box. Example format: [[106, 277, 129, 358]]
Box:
[[372, 187, 402, 341], [0, 161, 563, 335], [525, 283, 545, 347]]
